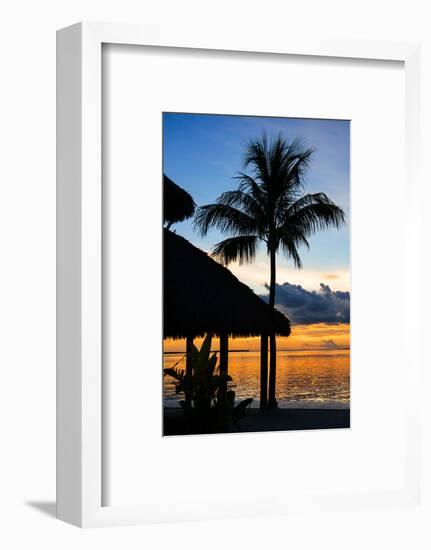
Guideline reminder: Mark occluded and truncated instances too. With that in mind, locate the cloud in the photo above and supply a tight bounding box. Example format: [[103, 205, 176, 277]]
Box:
[[260, 282, 350, 325], [303, 339, 340, 349], [321, 339, 339, 349]]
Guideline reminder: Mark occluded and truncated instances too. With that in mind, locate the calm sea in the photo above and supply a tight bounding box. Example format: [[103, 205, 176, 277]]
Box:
[[163, 349, 350, 409]]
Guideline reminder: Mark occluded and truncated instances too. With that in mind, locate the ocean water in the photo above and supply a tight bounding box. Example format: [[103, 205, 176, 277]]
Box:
[[163, 349, 350, 409]]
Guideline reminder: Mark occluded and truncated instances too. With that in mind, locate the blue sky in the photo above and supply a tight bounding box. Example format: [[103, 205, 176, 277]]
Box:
[[163, 112, 350, 294]]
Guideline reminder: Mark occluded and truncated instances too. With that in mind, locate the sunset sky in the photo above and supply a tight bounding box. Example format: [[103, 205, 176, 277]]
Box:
[[163, 113, 350, 351], [165, 323, 350, 354]]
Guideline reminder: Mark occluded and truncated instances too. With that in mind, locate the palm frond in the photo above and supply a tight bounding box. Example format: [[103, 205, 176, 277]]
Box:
[[242, 134, 270, 183], [285, 192, 333, 215], [284, 137, 312, 161], [285, 147, 315, 184], [217, 189, 265, 227], [277, 225, 310, 253], [234, 172, 267, 205], [285, 193, 346, 236], [211, 235, 259, 266], [268, 134, 289, 181], [278, 238, 303, 269], [273, 145, 315, 212], [194, 203, 259, 237]]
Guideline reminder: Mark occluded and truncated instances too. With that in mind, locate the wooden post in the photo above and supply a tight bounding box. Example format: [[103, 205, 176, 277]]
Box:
[[219, 330, 229, 395], [260, 333, 268, 409], [185, 336, 193, 406]]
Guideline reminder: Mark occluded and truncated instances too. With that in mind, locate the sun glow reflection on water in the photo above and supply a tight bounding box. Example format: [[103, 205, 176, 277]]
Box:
[[163, 348, 350, 409]]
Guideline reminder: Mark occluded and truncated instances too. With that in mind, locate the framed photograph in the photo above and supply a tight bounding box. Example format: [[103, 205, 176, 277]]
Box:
[[162, 112, 350, 436], [57, 22, 422, 527]]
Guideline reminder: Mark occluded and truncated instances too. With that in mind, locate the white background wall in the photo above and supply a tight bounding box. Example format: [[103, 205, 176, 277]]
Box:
[[0, 1, 430, 548]]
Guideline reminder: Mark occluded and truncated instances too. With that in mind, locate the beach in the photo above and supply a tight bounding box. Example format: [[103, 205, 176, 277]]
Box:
[[163, 407, 350, 436]]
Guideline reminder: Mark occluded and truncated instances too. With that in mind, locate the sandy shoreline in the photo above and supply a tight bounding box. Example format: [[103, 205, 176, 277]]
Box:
[[164, 400, 349, 410], [163, 407, 350, 435]]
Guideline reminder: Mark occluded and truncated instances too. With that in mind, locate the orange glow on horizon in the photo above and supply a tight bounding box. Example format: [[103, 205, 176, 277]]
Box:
[[164, 323, 350, 353]]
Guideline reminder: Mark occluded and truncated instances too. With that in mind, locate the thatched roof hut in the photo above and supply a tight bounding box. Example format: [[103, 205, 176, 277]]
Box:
[[163, 175, 196, 229], [164, 228, 291, 408], [164, 228, 291, 339]]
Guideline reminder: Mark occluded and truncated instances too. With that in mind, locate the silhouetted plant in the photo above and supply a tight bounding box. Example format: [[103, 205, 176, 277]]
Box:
[[194, 134, 345, 408], [163, 333, 253, 433]]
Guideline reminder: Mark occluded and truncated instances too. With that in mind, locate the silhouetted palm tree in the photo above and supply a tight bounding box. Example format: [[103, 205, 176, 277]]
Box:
[[164, 174, 196, 230], [194, 134, 345, 408]]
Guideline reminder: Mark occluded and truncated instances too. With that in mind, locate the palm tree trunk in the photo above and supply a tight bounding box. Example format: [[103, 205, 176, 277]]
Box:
[[219, 330, 228, 396], [185, 336, 193, 406], [260, 333, 268, 409], [268, 248, 277, 408]]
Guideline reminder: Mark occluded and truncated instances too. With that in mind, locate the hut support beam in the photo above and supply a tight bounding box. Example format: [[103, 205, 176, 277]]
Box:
[[260, 333, 268, 409], [219, 331, 229, 395], [185, 336, 193, 406]]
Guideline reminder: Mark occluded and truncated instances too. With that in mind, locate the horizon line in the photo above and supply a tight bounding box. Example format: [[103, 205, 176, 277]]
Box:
[[164, 347, 351, 354]]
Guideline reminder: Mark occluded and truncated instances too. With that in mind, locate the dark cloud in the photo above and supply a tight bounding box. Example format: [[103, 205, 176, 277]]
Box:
[[260, 282, 350, 325]]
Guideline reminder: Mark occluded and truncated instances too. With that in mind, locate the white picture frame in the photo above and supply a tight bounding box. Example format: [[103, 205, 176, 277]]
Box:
[[56, 21, 422, 527]]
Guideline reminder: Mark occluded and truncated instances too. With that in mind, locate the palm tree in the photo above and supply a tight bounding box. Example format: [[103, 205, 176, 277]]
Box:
[[194, 134, 345, 408]]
